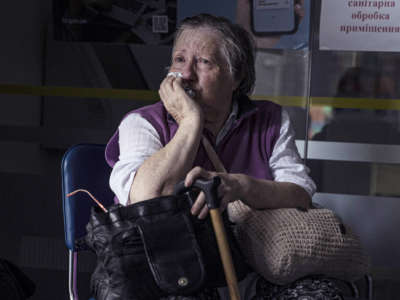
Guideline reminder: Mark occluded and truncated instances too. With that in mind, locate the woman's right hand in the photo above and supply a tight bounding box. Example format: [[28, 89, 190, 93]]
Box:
[[158, 75, 203, 125]]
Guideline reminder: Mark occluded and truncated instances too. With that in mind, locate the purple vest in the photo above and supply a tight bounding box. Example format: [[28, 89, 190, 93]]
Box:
[[105, 96, 281, 181]]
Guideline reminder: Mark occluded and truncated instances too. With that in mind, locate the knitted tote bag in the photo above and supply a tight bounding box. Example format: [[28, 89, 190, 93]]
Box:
[[202, 136, 370, 285]]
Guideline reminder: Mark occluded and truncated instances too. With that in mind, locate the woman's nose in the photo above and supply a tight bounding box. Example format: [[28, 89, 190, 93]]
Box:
[[181, 60, 197, 81]]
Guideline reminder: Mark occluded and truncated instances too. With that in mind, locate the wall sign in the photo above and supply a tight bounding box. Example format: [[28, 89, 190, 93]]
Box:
[[319, 0, 400, 52]]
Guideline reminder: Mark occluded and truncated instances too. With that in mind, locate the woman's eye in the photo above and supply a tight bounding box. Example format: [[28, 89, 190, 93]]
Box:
[[199, 58, 210, 64], [174, 56, 184, 63]]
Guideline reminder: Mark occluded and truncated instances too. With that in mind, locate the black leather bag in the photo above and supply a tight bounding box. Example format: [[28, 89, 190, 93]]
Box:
[[84, 179, 249, 300]]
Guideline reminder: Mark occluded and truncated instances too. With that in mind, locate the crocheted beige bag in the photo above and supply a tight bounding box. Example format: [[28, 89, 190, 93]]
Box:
[[202, 137, 370, 285], [228, 200, 370, 285]]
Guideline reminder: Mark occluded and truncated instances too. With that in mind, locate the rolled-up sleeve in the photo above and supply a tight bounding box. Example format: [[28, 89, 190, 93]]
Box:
[[109, 113, 162, 205], [269, 109, 316, 197]]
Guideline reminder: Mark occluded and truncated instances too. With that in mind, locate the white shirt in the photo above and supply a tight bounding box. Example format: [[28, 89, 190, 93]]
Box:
[[110, 104, 316, 205]]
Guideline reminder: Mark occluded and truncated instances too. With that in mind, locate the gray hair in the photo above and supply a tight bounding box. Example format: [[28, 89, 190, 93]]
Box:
[[173, 14, 256, 99]]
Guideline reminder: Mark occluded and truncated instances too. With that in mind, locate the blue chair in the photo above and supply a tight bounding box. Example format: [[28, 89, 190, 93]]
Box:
[[61, 144, 115, 300]]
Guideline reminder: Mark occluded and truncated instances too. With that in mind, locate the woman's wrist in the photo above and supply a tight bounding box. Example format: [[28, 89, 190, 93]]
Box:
[[180, 112, 204, 133]]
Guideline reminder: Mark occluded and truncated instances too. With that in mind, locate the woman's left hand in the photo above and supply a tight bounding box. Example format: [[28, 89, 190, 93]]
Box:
[[184, 166, 245, 219]]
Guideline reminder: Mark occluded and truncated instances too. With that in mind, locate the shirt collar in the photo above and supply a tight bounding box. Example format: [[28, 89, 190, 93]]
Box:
[[215, 99, 239, 145]]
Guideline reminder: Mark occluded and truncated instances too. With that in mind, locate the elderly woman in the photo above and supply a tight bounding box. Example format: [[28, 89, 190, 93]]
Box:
[[106, 14, 345, 300]]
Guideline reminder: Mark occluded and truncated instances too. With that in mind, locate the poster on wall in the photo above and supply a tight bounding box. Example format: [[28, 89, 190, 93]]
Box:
[[235, 0, 310, 50], [53, 0, 177, 45], [320, 0, 400, 52]]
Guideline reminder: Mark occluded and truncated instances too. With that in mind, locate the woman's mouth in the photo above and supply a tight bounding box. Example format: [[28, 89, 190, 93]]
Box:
[[183, 86, 196, 98], [166, 72, 197, 98]]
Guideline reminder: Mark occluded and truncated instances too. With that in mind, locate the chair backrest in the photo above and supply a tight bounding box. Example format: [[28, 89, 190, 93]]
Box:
[[62, 144, 115, 251]]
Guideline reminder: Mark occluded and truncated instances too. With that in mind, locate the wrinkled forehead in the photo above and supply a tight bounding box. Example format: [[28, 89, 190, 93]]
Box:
[[173, 27, 224, 57]]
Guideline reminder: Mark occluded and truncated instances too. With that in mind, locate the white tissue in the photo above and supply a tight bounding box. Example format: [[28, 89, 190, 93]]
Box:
[[167, 72, 183, 78], [167, 72, 195, 97]]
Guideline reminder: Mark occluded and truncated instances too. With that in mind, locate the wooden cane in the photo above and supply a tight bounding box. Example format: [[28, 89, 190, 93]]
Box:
[[174, 177, 241, 300], [201, 137, 241, 299], [209, 208, 241, 300]]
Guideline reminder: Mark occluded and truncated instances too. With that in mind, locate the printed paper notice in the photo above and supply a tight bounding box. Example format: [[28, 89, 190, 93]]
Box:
[[319, 0, 400, 52], [254, 0, 290, 10]]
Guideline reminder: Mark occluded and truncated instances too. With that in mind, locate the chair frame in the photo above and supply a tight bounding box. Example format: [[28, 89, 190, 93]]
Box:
[[62, 144, 114, 300], [68, 251, 78, 300]]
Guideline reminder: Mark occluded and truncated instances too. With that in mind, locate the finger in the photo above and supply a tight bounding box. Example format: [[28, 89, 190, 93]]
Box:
[[294, 3, 305, 18], [198, 205, 209, 219], [217, 184, 225, 199], [191, 191, 206, 216], [172, 77, 187, 95], [163, 73, 175, 84], [185, 166, 211, 187], [160, 76, 174, 95], [218, 186, 237, 213], [164, 75, 176, 91], [159, 84, 171, 104], [171, 76, 182, 85], [219, 196, 230, 213]]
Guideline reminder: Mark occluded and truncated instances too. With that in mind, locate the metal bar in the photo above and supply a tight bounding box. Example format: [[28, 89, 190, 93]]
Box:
[[68, 250, 75, 300], [68, 250, 79, 300], [366, 274, 373, 300], [296, 140, 400, 164]]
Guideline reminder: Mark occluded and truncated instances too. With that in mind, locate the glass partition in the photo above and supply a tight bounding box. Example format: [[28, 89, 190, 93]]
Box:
[[308, 1, 400, 284]]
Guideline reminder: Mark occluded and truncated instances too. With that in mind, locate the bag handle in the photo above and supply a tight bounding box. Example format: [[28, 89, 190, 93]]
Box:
[[174, 177, 221, 209]]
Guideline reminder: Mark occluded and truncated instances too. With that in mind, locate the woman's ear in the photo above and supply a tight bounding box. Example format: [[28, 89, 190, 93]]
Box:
[[233, 80, 241, 93], [232, 71, 243, 92]]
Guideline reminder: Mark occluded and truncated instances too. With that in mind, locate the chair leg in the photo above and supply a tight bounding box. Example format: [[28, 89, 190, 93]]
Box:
[[69, 250, 79, 300], [345, 275, 373, 300], [349, 281, 359, 298], [366, 274, 373, 300]]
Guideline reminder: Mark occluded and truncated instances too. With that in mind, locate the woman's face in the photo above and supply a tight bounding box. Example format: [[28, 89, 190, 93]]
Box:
[[170, 27, 239, 123]]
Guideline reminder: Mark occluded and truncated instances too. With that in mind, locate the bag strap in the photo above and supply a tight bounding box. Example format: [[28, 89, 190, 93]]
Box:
[[201, 136, 227, 173], [201, 137, 256, 223]]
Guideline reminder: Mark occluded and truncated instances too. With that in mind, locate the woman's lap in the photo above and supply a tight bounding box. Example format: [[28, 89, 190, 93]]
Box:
[[251, 275, 345, 300]]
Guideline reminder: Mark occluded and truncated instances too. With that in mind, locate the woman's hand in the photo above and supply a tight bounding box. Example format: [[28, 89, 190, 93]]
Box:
[[184, 166, 311, 218], [184, 166, 245, 219], [159, 75, 203, 125], [294, 0, 305, 19]]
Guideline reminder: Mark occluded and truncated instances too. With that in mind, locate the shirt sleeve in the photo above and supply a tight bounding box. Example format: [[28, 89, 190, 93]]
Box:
[[269, 109, 316, 197], [109, 113, 162, 205]]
